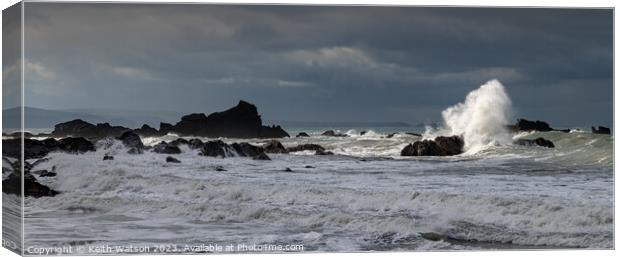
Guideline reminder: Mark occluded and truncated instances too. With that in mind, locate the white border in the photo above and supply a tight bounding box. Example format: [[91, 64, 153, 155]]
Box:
[[0, 1, 617, 257]]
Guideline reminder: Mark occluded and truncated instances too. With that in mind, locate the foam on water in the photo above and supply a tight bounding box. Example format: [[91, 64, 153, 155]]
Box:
[[11, 135, 613, 251], [424, 80, 513, 154]]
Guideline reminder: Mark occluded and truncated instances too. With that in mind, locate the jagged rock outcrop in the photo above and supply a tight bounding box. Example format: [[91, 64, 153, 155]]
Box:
[[49, 101, 289, 140], [133, 124, 159, 137], [509, 119, 553, 132], [3, 137, 95, 159], [169, 101, 289, 138], [52, 119, 131, 139], [159, 122, 173, 135], [199, 140, 266, 158], [321, 130, 348, 137], [592, 126, 611, 135], [401, 136, 464, 156], [287, 144, 326, 153], [117, 131, 144, 150], [515, 137, 555, 148]]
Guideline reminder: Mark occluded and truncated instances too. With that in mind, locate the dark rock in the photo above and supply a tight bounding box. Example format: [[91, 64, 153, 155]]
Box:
[[170, 101, 289, 138], [169, 138, 189, 147], [34, 169, 57, 177], [117, 131, 144, 150], [386, 133, 397, 138], [253, 152, 271, 160], [2, 173, 59, 198], [159, 122, 173, 135], [188, 139, 205, 149], [42, 138, 59, 150], [215, 166, 227, 171], [296, 132, 310, 137], [52, 119, 130, 139], [166, 156, 181, 163], [231, 142, 264, 157], [171, 113, 209, 136], [360, 131, 367, 136], [134, 124, 159, 137], [260, 125, 290, 138], [401, 136, 464, 156], [321, 130, 347, 137], [263, 140, 288, 154], [420, 232, 444, 241], [515, 137, 555, 148], [592, 126, 611, 135], [305, 165, 315, 168], [103, 155, 114, 161], [405, 132, 422, 137], [284, 167, 293, 172], [287, 144, 326, 153], [200, 140, 264, 158], [200, 140, 230, 157], [3, 138, 50, 159], [57, 137, 96, 154], [510, 119, 553, 132], [127, 148, 144, 155], [153, 142, 182, 154]]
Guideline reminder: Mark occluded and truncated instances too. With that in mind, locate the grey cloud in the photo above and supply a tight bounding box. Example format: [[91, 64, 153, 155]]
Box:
[[14, 3, 613, 126]]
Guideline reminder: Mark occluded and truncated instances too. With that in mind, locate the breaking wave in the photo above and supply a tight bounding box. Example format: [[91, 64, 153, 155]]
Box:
[[424, 79, 513, 154]]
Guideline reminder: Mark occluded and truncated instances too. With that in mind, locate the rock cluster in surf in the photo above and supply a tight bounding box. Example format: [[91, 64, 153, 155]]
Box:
[[49, 100, 289, 140], [400, 136, 464, 156]]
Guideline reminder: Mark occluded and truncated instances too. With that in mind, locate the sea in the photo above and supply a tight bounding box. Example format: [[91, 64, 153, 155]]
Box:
[[2, 80, 614, 253], [2, 126, 614, 254]]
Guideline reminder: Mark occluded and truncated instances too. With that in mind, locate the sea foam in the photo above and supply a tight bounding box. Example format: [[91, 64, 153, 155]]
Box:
[[424, 79, 513, 154]]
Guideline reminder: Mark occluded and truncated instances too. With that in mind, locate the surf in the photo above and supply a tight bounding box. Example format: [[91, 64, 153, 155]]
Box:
[[424, 79, 513, 154]]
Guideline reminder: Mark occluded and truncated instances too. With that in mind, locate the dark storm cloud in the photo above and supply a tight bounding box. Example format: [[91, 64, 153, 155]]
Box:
[[16, 3, 613, 126]]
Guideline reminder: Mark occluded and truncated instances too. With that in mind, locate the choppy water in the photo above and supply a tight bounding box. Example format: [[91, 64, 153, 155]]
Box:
[[3, 128, 614, 253]]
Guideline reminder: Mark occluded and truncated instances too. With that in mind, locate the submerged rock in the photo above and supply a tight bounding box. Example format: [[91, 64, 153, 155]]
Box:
[[253, 152, 271, 160], [103, 155, 114, 161], [514, 137, 555, 148], [401, 136, 464, 156], [37, 170, 57, 177], [127, 148, 144, 155], [592, 126, 611, 135], [321, 130, 347, 137], [420, 232, 444, 241], [296, 132, 310, 137], [166, 156, 181, 163]]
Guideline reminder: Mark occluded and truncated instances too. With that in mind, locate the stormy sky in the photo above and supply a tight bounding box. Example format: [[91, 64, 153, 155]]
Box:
[[4, 3, 613, 127]]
